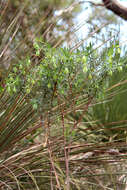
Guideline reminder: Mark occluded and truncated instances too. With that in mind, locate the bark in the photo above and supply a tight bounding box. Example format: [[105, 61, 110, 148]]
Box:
[[102, 0, 127, 20]]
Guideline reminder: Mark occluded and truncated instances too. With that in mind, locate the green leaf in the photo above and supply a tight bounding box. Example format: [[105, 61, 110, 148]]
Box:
[[0, 86, 4, 92], [13, 67, 17, 73], [13, 86, 16, 92], [108, 46, 114, 57], [33, 103, 38, 110], [108, 70, 113, 76], [83, 65, 88, 73], [88, 74, 92, 79], [117, 47, 121, 54], [48, 83, 51, 88], [33, 42, 39, 50], [64, 68, 69, 74], [26, 88, 31, 94], [36, 50, 40, 56], [118, 66, 122, 72], [82, 55, 87, 64]]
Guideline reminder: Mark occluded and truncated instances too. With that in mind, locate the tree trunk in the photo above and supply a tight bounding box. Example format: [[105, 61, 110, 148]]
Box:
[[102, 0, 127, 20]]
